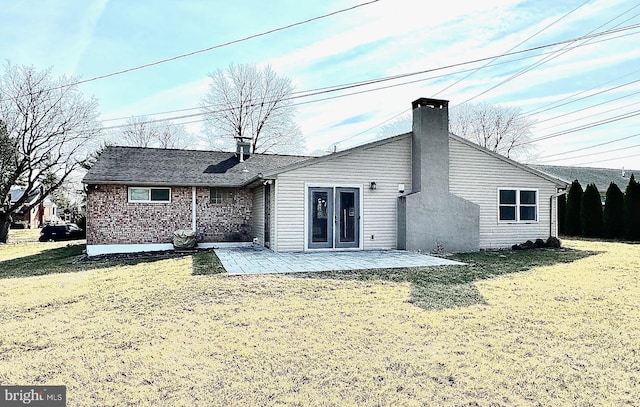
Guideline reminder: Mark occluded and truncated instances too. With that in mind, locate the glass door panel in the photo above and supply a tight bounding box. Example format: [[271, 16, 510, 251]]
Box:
[[335, 188, 359, 248], [308, 188, 333, 249]]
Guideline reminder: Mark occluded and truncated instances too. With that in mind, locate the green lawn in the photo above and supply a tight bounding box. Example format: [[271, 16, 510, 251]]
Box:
[[0, 231, 638, 406]]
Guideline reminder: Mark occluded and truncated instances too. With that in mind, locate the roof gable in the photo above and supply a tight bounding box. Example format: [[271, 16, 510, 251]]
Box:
[[450, 134, 568, 187], [263, 133, 411, 177]]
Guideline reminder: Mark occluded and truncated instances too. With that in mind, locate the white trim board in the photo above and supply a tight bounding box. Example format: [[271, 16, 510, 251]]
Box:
[[87, 242, 253, 256]]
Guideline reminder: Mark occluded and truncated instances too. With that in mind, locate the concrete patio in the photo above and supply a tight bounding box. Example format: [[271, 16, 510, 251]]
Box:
[[214, 246, 464, 275]]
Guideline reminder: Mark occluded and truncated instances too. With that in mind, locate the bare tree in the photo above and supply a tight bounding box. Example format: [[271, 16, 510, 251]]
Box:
[[450, 102, 535, 159], [379, 102, 535, 160], [379, 114, 412, 138], [201, 63, 303, 154], [0, 121, 16, 191], [0, 62, 101, 242], [118, 116, 193, 149]]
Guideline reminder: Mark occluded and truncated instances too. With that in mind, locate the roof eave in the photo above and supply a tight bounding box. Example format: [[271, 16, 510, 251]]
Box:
[[83, 179, 249, 188]]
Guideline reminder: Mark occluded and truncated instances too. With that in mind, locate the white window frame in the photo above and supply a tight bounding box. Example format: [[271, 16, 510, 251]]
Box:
[[498, 188, 538, 223], [128, 187, 171, 203], [210, 187, 235, 204]]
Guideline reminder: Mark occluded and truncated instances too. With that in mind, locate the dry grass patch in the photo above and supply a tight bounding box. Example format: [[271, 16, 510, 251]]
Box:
[[0, 239, 638, 406], [6, 228, 41, 244]]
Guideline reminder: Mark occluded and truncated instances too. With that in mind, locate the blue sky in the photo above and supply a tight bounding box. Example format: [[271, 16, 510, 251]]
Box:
[[2, 0, 639, 170]]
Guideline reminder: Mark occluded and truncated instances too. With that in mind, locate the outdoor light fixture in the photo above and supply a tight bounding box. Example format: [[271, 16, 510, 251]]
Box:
[[398, 183, 405, 193], [369, 181, 377, 190]]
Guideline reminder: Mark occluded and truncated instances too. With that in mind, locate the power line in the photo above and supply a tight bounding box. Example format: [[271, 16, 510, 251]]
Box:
[[534, 92, 640, 131], [433, 0, 591, 97], [519, 108, 640, 146], [98, 24, 640, 132], [538, 142, 640, 163], [456, 3, 640, 106], [99, 28, 640, 136], [527, 76, 640, 117], [0, 0, 381, 103], [35, 23, 640, 139], [536, 132, 640, 160], [102, 41, 610, 123], [573, 151, 640, 166], [77, 0, 380, 85], [334, 110, 407, 147], [320, 29, 640, 147]]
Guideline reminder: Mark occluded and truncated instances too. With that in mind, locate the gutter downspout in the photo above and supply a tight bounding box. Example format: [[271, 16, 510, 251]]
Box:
[[551, 189, 567, 237], [192, 186, 197, 232]]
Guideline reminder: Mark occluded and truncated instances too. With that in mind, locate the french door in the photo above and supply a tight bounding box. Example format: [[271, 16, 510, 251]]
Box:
[[308, 187, 360, 249]]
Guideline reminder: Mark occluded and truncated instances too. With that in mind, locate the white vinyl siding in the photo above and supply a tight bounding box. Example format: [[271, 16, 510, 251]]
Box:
[[252, 186, 264, 245], [274, 137, 412, 252], [449, 137, 558, 248]]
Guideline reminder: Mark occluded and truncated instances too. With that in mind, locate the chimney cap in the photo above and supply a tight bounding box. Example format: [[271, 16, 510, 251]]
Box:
[[412, 98, 449, 110]]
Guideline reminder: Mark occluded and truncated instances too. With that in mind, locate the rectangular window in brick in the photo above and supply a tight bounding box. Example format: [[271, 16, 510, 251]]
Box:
[[210, 188, 235, 204], [128, 187, 171, 203]]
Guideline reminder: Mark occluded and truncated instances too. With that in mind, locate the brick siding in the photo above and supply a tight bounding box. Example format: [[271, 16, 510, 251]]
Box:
[[86, 185, 254, 245], [196, 187, 253, 242]]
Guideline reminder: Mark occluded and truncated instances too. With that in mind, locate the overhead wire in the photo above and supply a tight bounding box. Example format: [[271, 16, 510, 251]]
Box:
[[537, 142, 640, 163], [14, 20, 639, 160], [455, 3, 640, 106], [518, 108, 640, 146], [97, 24, 640, 133], [103, 39, 622, 123], [526, 75, 640, 118], [535, 97, 640, 132], [573, 151, 640, 166], [535, 132, 640, 160], [0, 0, 380, 103], [432, 0, 591, 97]]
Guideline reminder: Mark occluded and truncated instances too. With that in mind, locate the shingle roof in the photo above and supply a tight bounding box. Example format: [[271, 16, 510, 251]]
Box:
[[530, 164, 640, 194], [9, 189, 25, 203], [82, 146, 312, 187], [9, 188, 39, 205]]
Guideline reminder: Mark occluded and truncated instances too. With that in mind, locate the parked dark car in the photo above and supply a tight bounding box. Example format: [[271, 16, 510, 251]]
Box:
[[39, 223, 85, 242]]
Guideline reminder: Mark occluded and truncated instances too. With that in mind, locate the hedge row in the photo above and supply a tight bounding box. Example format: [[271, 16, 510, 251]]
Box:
[[560, 174, 640, 240]]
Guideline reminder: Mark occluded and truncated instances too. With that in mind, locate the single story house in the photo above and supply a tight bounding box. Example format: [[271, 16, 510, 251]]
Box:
[[83, 98, 567, 256]]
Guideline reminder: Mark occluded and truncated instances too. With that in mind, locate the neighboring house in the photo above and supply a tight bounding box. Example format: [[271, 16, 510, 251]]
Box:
[[9, 188, 58, 229], [531, 164, 639, 202], [83, 98, 567, 256]]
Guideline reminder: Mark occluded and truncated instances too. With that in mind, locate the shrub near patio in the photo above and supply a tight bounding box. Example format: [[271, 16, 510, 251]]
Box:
[[0, 239, 638, 405]]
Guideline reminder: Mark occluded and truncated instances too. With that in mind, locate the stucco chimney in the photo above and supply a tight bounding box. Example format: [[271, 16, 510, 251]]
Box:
[[411, 98, 450, 194], [397, 98, 480, 253]]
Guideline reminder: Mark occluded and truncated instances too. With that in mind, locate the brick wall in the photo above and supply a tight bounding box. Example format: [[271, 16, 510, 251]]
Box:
[[196, 187, 253, 242], [86, 185, 254, 245]]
